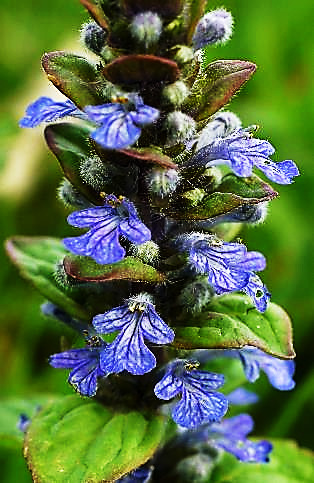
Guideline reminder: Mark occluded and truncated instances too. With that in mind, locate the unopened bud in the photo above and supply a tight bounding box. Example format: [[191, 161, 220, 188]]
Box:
[[57, 179, 90, 209], [178, 277, 213, 314], [173, 45, 194, 65], [130, 11, 162, 48], [162, 81, 190, 108], [80, 21, 107, 55], [130, 241, 160, 266], [197, 111, 242, 150], [79, 157, 110, 191], [174, 453, 215, 482], [147, 167, 180, 198], [164, 111, 196, 147], [192, 8, 233, 50]]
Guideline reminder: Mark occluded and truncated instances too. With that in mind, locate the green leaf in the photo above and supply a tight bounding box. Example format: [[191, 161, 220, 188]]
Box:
[[5, 237, 89, 320], [44, 122, 103, 204], [183, 60, 256, 121], [25, 396, 165, 483], [210, 439, 314, 483], [165, 174, 277, 220], [42, 51, 103, 108], [172, 293, 295, 359], [64, 255, 166, 283]]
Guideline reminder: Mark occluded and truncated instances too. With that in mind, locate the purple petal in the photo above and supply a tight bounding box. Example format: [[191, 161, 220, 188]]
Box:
[[93, 305, 132, 333], [140, 306, 175, 345], [119, 211, 151, 244], [91, 112, 141, 149], [84, 103, 124, 123], [100, 325, 156, 375], [67, 206, 118, 228], [183, 371, 225, 392], [216, 436, 272, 463], [254, 158, 299, 184], [236, 251, 266, 272], [172, 388, 228, 428], [208, 267, 250, 294], [130, 104, 160, 126], [239, 347, 296, 390], [20, 96, 81, 128], [49, 349, 95, 369], [229, 152, 254, 177], [63, 223, 125, 264], [211, 413, 254, 438], [68, 359, 99, 396], [154, 371, 183, 400], [227, 388, 259, 405], [244, 274, 270, 312]]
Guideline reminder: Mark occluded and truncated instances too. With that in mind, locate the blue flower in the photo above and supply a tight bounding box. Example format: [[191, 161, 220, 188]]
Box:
[[17, 414, 31, 433], [190, 129, 299, 185], [154, 360, 228, 429], [49, 336, 107, 396], [84, 94, 159, 149], [19, 96, 83, 127], [199, 347, 296, 390], [92, 294, 175, 375], [179, 233, 270, 312], [63, 195, 151, 265], [227, 388, 259, 405], [207, 414, 273, 462], [237, 346, 296, 390]]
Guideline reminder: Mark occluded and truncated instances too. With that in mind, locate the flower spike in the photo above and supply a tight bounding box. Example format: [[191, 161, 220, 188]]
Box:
[[63, 195, 151, 265], [154, 360, 228, 428], [93, 294, 175, 375]]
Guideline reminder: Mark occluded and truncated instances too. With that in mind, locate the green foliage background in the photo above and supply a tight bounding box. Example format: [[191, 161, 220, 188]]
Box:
[[0, 0, 313, 480]]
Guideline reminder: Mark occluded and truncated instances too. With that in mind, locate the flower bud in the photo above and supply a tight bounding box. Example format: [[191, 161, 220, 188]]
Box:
[[164, 111, 196, 147], [147, 167, 180, 198], [192, 8, 233, 50], [130, 11, 162, 48], [173, 45, 194, 65], [57, 179, 90, 209], [197, 111, 242, 150], [174, 453, 215, 483], [130, 241, 160, 266], [79, 157, 110, 191], [162, 81, 190, 108], [178, 276, 213, 314], [80, 21, 107, 55]]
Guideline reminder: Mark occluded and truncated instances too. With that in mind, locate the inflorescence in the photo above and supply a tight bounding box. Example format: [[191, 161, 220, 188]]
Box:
[[18, 1, 298, 477]]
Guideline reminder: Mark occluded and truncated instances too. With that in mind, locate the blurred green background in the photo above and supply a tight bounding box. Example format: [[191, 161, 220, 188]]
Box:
[[0, 0, 313, 480]]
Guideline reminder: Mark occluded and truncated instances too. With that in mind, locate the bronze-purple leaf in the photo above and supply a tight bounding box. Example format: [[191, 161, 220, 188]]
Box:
[[64, 255, 165, 283], [93, 143, 177, 170], [42, 51, 103, 109], [183, 60, 256, 121], [102, 54, 180, 86]]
